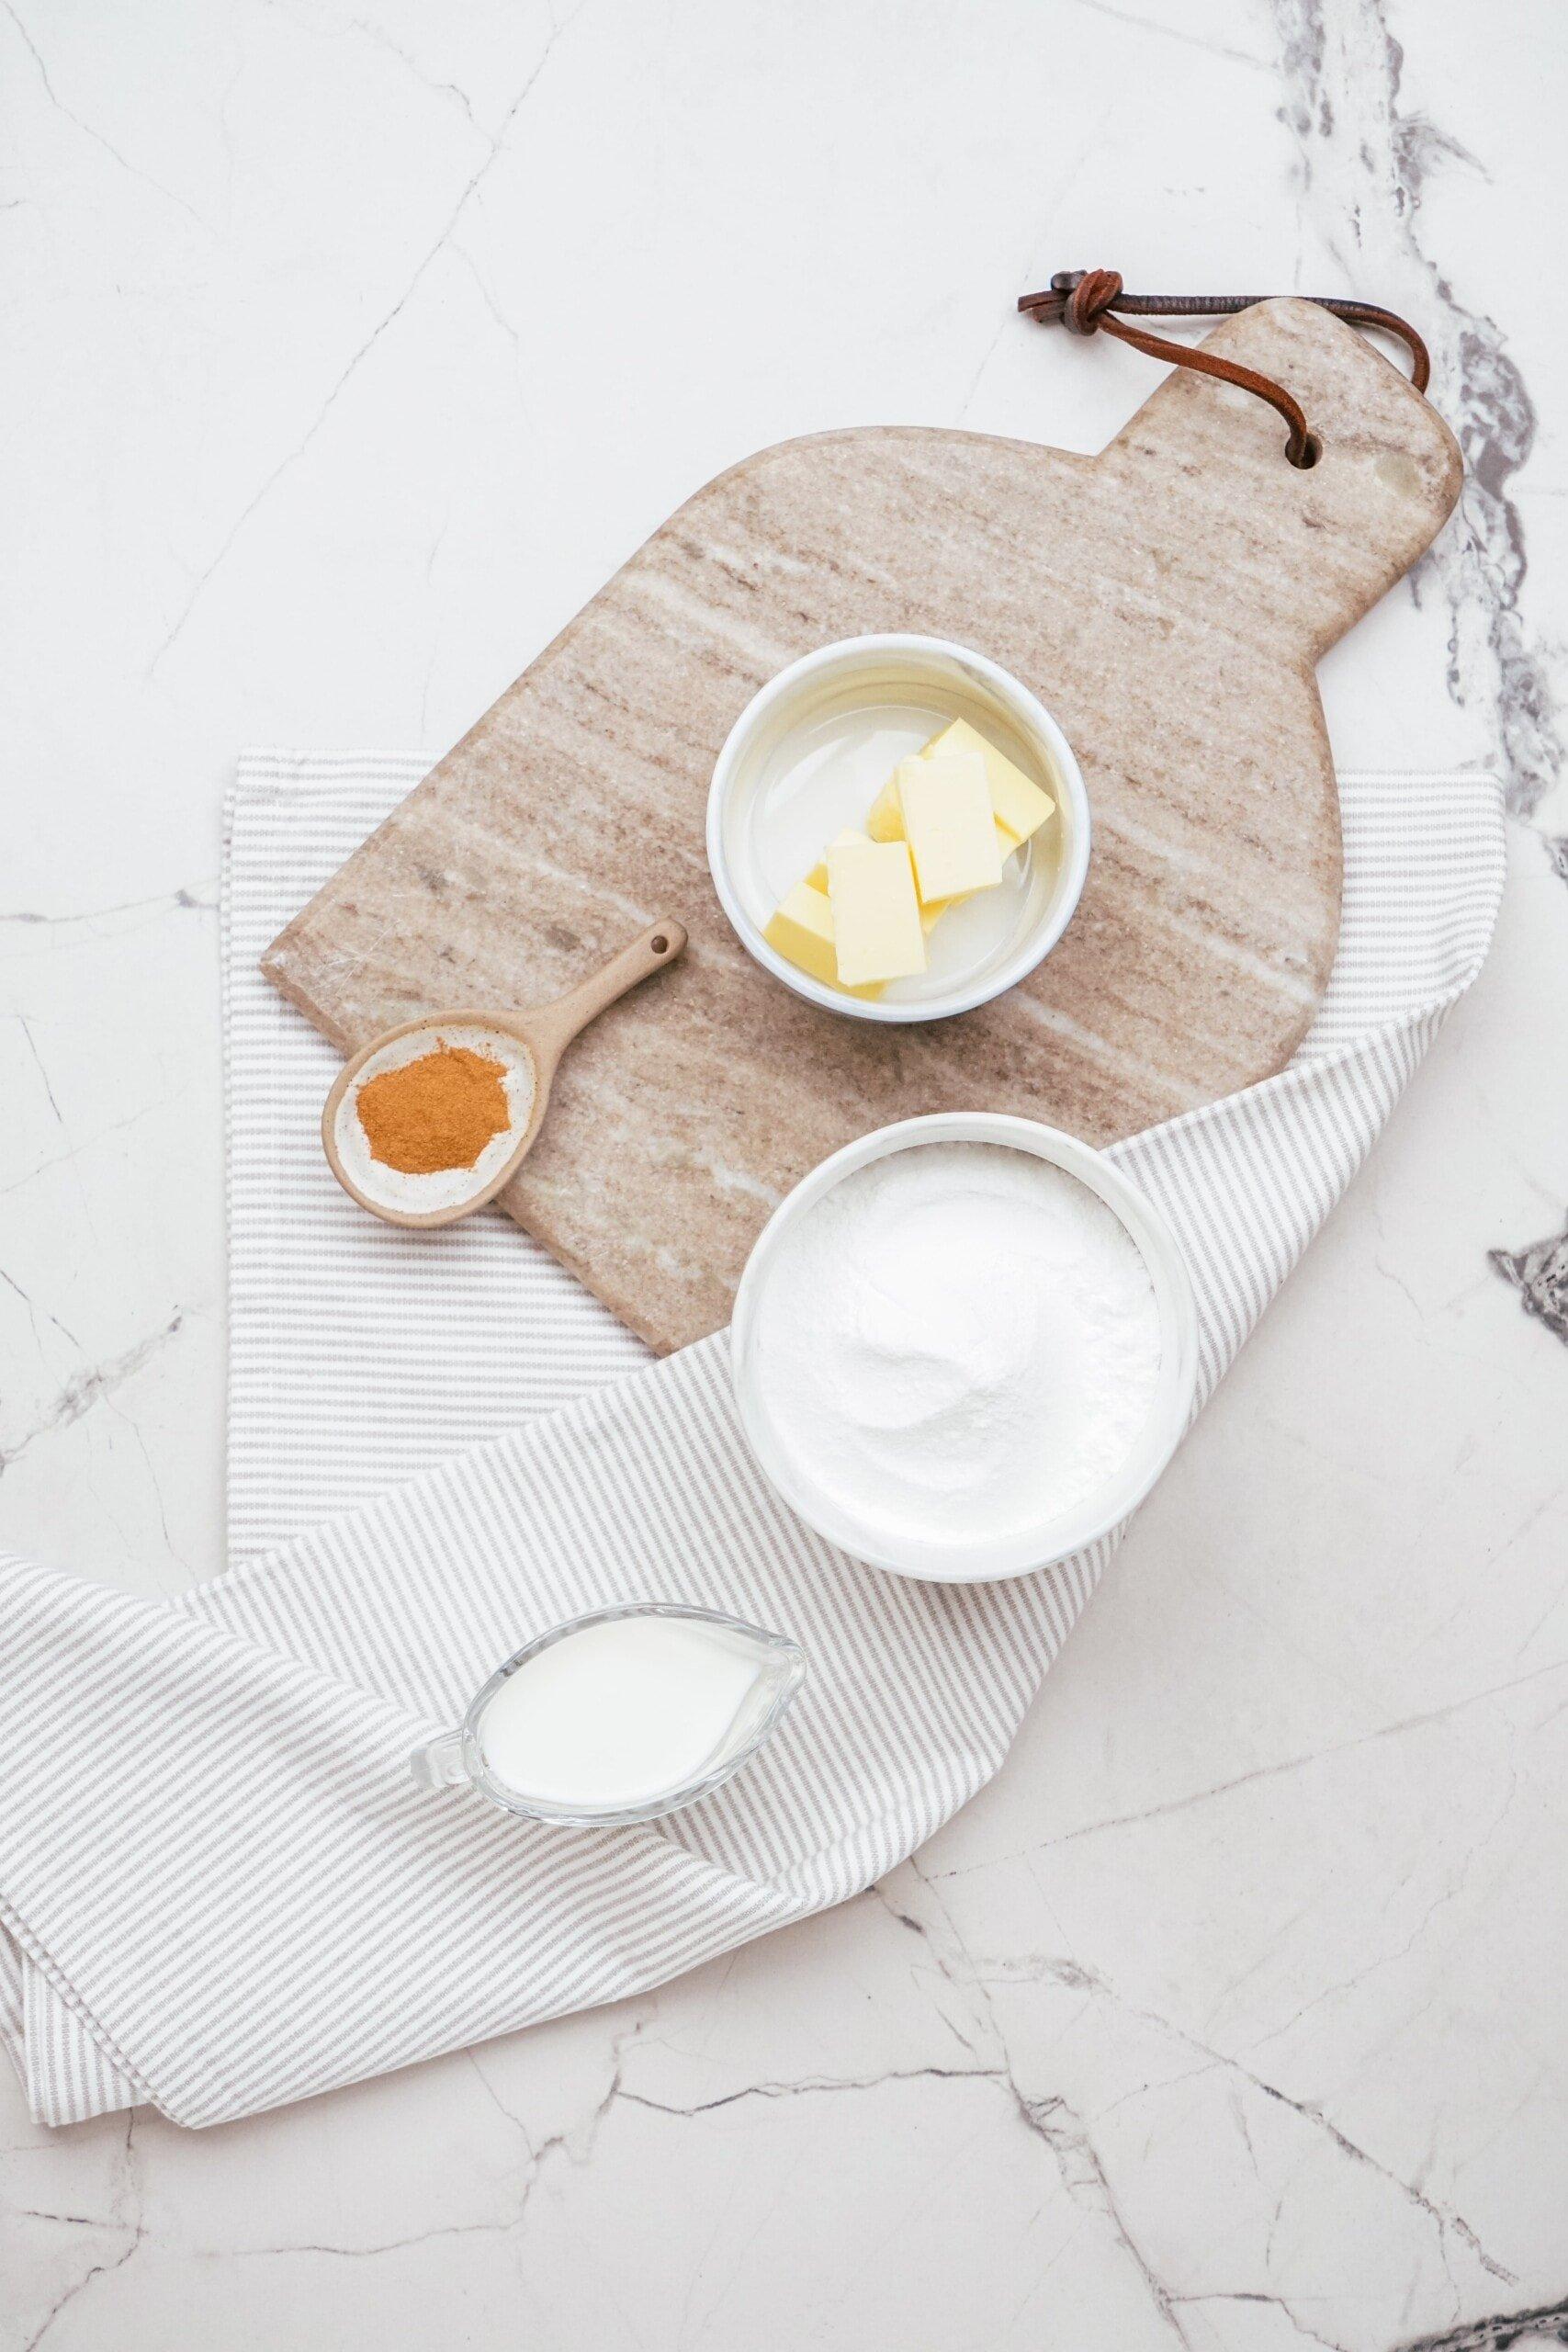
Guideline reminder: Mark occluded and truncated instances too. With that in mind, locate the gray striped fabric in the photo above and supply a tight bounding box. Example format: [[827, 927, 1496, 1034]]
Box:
[[224, 757, 650, 1562], [0, 759, 1503, 2128]]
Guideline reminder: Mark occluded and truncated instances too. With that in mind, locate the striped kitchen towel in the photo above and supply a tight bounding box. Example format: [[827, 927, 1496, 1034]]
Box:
[[0, 761, 1503, 2128]]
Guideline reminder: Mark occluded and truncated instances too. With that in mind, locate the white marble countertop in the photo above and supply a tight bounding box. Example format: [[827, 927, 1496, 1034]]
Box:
[[4, 2, 1567, 2345]]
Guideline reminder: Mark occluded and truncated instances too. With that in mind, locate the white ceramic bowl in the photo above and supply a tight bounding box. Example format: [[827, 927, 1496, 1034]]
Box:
[[706, 634, 1090, 1023], [729, 1114, 1200, 1583]]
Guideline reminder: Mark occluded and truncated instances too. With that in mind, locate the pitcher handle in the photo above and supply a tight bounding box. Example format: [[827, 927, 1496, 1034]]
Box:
[[410, 1731, 468, 1792]]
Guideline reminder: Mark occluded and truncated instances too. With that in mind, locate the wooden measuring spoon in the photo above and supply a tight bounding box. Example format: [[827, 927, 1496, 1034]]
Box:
[[321, 919, 687, 1229]]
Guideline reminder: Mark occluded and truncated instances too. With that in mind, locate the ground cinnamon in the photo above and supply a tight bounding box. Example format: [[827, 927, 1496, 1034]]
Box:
[[355, 1044, 513, 1174]]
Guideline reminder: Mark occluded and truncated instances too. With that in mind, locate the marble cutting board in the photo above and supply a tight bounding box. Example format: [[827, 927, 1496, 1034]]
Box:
[[263, 299, 1461, 1354]]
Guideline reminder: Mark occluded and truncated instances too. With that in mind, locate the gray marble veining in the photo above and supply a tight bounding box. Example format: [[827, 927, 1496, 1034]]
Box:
[[1274, 0, 1562, 826], [1491, 1217, 1568, 1346], [1392, 2301, 1568, 2351]]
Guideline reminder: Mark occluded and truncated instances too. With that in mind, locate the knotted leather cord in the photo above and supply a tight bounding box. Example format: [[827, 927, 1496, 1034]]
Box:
[[1017, 269, 1431, 469]]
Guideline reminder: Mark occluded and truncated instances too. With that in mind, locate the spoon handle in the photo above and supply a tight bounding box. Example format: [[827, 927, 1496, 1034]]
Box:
[[526, 919, 687, 1061]]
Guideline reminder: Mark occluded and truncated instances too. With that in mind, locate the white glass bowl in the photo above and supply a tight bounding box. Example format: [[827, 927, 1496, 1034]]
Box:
[[729, 1114, 1200, 1583], [706, 634, 1090, 1023]]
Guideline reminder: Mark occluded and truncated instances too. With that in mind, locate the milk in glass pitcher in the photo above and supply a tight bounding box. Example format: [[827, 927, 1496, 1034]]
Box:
[[410, 1602, 806, 1829]]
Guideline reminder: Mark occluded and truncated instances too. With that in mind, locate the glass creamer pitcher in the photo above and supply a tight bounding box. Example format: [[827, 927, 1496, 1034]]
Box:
[[410, 1601, 807, 1830]]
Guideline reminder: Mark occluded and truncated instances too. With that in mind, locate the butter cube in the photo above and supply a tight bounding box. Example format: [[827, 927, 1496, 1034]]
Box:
[[827, 839, 926, 988], [805, 827, 873, 893], [919, 718, 1055, 851], [866, 756, 1012, 867], [763, 878, 884, 999], [865, 775, 906, 845], [763, 880, 838, 989], [895, 752, 1004, 904], [864, 789, 976, 933]]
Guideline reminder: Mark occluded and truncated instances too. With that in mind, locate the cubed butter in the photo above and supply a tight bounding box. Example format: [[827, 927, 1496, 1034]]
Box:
[[895, 752, 1004, 904], [827, 839, 926, 988], [866, 756, 1012, 865], [805, 827, 874, 893], [919, 718, 1055, 851], [864, 791, 976, 933], [763, 879, 838, 988], [865, 774, 907, 845], [763, 877, 884, 999]]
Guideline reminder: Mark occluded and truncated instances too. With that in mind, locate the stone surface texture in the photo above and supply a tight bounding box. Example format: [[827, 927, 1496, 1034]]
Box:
[[264, 300, 1459, 1350], [4, 1, 1568, 2346]]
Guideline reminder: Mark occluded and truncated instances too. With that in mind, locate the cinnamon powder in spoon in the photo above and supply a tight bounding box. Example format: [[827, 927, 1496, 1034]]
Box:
[[355, 1044, 513, 1175]]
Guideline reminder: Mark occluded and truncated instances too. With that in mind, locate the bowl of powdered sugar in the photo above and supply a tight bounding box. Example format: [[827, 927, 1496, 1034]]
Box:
[[730, 1114, 1199, 1582]]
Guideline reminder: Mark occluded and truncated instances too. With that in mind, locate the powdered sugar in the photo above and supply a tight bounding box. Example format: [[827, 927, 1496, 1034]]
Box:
[[748, 1143, 1161, 1552]]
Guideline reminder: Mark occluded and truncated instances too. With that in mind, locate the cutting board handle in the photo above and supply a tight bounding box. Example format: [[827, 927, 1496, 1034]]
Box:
[[1099, 297, 1463, 659]]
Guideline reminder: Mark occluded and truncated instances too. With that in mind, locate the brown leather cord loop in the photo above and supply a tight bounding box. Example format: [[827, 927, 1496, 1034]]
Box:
[[1018, 268, 1432, 470]]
